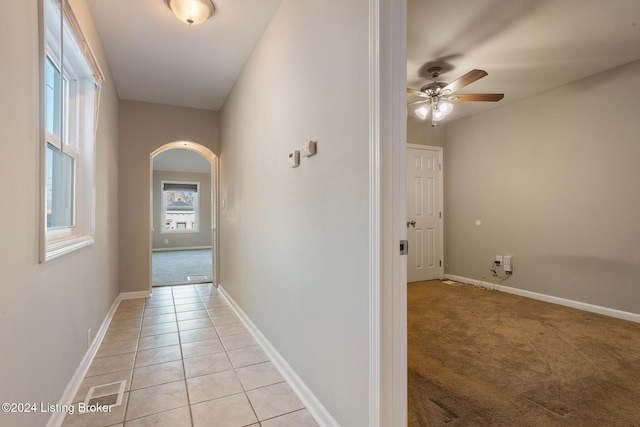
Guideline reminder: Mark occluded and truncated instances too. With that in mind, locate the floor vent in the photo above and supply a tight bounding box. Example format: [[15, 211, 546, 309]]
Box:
[[84, 380, 126, 408], [188, 274, 209, 282]]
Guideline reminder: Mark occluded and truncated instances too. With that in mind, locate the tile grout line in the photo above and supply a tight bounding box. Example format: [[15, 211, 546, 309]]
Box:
[[120, 298, 145, 427], [130, 286, 191, 425], [175, 284, 229, 425], [205, 287, 267, 427], [93, 285, 316, 426], [204, 287, 263, 427], [260, 408, 309, 424], [178, 286, 197, 427], [124, 288, 181, 425], [104, 284, 305, 427]]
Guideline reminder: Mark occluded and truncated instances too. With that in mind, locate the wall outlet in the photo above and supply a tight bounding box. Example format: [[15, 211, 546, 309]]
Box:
[[87, 329, 92, 348], [495, 255, 503, 265], [504, 256, 513, 272]]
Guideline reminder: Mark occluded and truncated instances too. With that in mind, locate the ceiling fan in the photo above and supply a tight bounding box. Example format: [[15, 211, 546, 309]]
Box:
[[407, 66, 504, 127]]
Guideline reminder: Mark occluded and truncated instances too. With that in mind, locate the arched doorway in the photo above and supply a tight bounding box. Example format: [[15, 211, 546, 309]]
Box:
[[149, 141, 218, 293]]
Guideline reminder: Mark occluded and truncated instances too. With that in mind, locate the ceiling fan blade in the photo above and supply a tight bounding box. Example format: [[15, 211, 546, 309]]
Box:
[[407, 88, 428, 97], [450, 93, 504, 102], [407, 99, 429, 106], [443, 69, 487, 94]]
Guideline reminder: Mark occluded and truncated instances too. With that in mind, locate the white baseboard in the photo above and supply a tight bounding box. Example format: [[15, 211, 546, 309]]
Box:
[[46, 294, 123, 427], [152, 246, 212, 252], [217, 285, 340, 427], [121, 290, 151, 300], [444, 274, 640, 324], [47, 290, 150, 427]]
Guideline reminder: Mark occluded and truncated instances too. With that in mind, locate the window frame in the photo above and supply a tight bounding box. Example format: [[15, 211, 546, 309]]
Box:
[[161, 180, 201, 234], [39, 0, 104, 262]]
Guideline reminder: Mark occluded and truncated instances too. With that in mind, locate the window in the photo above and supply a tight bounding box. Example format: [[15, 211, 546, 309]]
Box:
[[162, 182, 200, 233], [40, 0, 104, 262]]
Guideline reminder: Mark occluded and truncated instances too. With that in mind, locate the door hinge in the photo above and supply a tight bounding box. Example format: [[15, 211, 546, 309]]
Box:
[[439, 211, 442, 219], [439, 163, 442, 171], [439, 260, 442, 267]]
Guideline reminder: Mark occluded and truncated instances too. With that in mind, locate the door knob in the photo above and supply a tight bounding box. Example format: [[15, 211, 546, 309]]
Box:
[[407, 220, 416, 227]]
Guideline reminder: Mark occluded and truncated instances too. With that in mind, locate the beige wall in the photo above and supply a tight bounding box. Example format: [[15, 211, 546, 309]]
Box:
[[152, 170, 212, 250], [407, 113, 446, 146], [118, 101, 220, 292], [0, 1, 120, 426], [443, 59, 640, 314], [219, 1, 371, 425]]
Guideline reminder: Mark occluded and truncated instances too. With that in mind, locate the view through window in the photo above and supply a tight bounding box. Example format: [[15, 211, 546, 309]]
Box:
[[162, 182, 199, 232]]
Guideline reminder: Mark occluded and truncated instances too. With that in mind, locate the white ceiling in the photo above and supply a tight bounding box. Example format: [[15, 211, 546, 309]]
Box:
[[407, 0, 640, 124], [85, 0, 281, 110], [153, 148, 211, 173], [85, 0, 640, 123]]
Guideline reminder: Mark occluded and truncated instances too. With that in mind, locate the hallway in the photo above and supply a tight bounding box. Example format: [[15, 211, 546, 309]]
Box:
[[62, 284, 318, 426]]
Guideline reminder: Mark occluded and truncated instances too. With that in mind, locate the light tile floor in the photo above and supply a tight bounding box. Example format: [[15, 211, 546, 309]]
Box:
[[62, 284, 319, 427]]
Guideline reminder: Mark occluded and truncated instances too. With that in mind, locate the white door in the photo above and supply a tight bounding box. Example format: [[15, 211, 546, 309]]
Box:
[[406, 146, 442, 282]]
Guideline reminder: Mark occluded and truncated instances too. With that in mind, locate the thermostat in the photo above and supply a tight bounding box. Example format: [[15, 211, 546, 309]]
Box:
[[288, 150, 300, 168]]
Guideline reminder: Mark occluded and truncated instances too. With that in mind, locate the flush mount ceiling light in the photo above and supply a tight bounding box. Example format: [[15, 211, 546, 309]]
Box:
[[166, 0, 214, 25]]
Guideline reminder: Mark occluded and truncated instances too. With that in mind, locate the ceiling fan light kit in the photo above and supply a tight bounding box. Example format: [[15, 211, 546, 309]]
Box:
[[432, 100, 453, 120], [415, 105, 429, 120], [408, 66, 504, 127], [166, 0, 214, 25]]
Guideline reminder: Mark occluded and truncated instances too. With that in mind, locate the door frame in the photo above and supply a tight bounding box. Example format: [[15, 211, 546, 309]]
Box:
[[406, 144, 444, 280], [148, 141, 219, 294], [371, 0, 408, 424]]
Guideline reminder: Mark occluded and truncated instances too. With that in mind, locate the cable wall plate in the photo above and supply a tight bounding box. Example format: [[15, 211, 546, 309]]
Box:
[[288, 150, 300, 168]]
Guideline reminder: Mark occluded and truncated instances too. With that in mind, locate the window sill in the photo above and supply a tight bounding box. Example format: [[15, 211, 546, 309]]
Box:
[[44, 235, 95, 262]]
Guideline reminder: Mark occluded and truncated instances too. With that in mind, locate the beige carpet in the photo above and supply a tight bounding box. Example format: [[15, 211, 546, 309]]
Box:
[[408, 280, 640, 426]]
